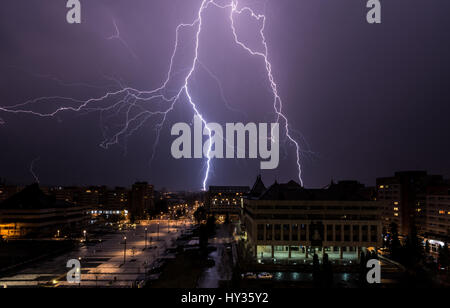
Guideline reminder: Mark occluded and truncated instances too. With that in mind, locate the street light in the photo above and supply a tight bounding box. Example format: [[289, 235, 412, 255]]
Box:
[[123, 236, 127, 264], [144, 228, 148, 250], [157, 222, 160, 241]]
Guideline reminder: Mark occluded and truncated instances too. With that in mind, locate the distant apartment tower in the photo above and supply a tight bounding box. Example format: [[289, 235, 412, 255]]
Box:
[[106, 187, 129, 211], [423, 185, 450, 245], [377, 171, 444, 236], [51, 186, 80, 203], [79, 186, 107, 208], [130, 182, 154, 219]]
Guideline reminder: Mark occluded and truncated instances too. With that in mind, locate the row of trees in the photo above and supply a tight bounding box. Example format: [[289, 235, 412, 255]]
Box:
[[385, 223, 449, 270]]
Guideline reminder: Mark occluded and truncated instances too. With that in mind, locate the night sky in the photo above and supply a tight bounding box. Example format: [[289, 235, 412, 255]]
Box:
[[1, 0, 449, 191]]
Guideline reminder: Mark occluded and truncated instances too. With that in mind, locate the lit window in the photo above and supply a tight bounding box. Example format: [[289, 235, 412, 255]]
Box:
[[394, 213, 399, 217], [394, 201, 399, 205], [439, 210, 445, 214], [379, 185, 384, 189], [394, 207, 399, 211]]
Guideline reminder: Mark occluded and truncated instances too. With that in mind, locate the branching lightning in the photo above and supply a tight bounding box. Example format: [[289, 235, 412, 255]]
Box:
[[30, 157, 41, 184], [0, 0, 303, 190]]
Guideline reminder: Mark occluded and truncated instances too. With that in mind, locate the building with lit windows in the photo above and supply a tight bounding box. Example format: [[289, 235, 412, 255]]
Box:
[[0, 184, 90, 239], [421, 185, 450, 254], [130, 182, 154, 219], [243, 179, 384, 263], [377, 171, 444, 235], [105, 187, 129, 211], [207, 185, 250, 220]]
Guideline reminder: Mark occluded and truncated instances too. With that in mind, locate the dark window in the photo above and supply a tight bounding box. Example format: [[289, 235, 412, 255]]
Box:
[[292, 224, 298, 241], [266, 224, 272, 241], [353, 225, 360, 242], [344, 225, 350, 242], [335, 225, 342, 242], [283, 224, 290, 241]]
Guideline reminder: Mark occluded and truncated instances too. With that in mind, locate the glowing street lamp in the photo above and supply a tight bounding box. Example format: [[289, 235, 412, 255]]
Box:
[[123, 236, 127, 264], [157, 222, 160, 241], [144, 228, 148, 250]]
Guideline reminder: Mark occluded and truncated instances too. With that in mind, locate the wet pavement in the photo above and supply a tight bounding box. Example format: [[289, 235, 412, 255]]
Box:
[[197, 224, 234, 288]]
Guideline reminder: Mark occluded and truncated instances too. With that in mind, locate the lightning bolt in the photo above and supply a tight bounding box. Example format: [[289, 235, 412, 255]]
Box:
[[30, 157, 41, 184], [0, 0, 303, 190]]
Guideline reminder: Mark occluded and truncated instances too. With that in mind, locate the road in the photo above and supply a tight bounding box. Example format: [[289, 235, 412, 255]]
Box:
[[197, 224, 234, 288], [0, 218, 193, 288]]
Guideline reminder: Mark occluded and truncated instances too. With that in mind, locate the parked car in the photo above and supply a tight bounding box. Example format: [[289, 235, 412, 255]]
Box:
[[242, 272, 257, 279], [258, 272, 273, 279]]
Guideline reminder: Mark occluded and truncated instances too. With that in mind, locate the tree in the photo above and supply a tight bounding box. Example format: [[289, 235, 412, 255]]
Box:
[[425, 240, 430, 254], [199, 224, 209, 250], [322, 253, 333, 287], [382, 227, 388, 248], [206, 215, 216, 236], [225, 213, 230, 225], [438, 243, 449, 270], [312, 253, 320, 286], [404, 226, 424, 266], [389, 223, 401, 260], [193, 207, 207, 224]]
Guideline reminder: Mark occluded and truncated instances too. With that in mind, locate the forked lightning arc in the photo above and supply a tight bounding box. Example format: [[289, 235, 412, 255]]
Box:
[[0, 0, 303, 190]]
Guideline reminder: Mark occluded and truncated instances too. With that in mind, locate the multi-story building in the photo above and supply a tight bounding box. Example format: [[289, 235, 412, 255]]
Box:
[[243, 179, 384, 262], [105, 187, 129, 211], [130, 182, 154, 219], [421, 185, 450, 253], [377, 171, 443, 236], [0, 184, 90, 239], [79, 186, 107, 208], [207, 185, 250, 220]]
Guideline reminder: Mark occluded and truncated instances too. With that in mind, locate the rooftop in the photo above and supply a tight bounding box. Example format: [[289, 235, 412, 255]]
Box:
[[0, 183, 80, 210]]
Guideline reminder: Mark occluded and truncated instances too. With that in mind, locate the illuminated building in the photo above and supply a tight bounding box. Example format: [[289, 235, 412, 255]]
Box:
[[243, 179, 384, 262], [130, 182, 154, 219], [0, 184, 90, 239], [105, 187, 129, 211], [206, 185, 250, 220], [377, 171, 444, 235], [421, 185, 450, 254]]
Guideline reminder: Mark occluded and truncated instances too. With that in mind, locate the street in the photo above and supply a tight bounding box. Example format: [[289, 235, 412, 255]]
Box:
[[0, 218, 193, 288]]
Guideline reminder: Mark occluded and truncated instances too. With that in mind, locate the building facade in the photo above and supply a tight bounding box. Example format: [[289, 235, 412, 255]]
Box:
[[207, 185, 250, 220], [243, 180, 384, 262], [0, 184, 90, 239], [421, 185, 450, 254], [130, 182, 154, 219], [377, 171, 444, 236]]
